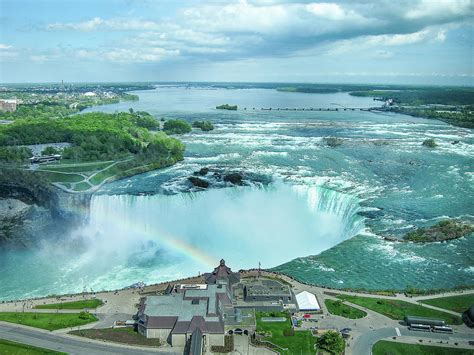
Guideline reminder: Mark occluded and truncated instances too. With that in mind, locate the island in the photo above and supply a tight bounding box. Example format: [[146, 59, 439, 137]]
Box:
[[192, 120, 214, 131], [403, 219, 474, 243], [216, 104, 238, 110]]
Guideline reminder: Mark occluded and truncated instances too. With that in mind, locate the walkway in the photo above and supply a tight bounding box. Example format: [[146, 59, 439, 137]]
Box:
[[0, 322, 178, 355]]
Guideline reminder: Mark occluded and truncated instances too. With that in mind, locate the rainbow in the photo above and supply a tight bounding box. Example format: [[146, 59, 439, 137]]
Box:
[[80, 202, 218, 269]]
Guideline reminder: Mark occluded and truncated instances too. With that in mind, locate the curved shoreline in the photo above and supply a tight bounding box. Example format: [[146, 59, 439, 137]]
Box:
[[1, 269, 473, 305]]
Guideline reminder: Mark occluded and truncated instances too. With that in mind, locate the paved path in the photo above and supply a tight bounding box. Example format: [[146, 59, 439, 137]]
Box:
[[0, 322, 178, 355]]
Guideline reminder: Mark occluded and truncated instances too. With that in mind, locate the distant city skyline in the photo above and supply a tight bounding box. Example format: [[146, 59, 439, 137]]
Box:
[[1, 0, 473, 85]]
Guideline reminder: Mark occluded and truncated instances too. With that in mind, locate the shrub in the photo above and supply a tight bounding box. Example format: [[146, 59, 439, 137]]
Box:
[[163, 119, 192, 134], [192, 120, 214, 131], [317, 330, 345, 354], [422, 138, 437, 148], [325, 137, 343, 147], [41, 146, 61, 155], [211, 335, 234, 353], [78, 311, 91, 320]]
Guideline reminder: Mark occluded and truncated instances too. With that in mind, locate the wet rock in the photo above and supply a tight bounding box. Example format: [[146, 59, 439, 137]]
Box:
[[452, 140, 460, 145], [224, 173, 243, 186], [194, 167, 209, 176], [188, 176, 209, 188]]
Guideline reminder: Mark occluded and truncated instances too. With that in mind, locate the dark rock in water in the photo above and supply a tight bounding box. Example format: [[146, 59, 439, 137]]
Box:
[[188, 176, 209, 188], [452, 140, 460, 145], [224, 173, 243, 185], [383, 236, 400, 242], [194, 167, 209, 176]]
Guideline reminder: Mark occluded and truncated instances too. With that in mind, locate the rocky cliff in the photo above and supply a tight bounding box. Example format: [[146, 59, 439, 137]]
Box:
[[0, 170, 91, 248]]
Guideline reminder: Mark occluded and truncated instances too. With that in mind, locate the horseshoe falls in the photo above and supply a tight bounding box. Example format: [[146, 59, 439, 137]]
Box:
[[1, 86, 473, 300]]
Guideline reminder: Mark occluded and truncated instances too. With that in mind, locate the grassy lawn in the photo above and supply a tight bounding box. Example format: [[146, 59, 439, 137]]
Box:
[[35, 299, 103, 310], [39, 171, 84, 183], [0, 339, 66, 354], [256, 312, 316, 354], [336, 295, 462, 325], [69, 327, 160, 347], [325, 299, 367, 319], [420, 294, 474, 313], [373, 340, 472, 355], [42, 161, 113, 173], [89, 165, 121, 185], [0, 312, 98, 331], [72, 181, 92, 191]]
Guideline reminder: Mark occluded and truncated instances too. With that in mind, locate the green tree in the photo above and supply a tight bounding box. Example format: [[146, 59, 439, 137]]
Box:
[[163, 119, 192, 134], [41, 146, 60, 155], [317, 330, 345, 354]]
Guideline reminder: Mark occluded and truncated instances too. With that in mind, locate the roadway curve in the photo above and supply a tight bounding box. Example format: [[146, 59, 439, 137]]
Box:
[[0, 322, 174, 355], [351, 326, 474, 355]]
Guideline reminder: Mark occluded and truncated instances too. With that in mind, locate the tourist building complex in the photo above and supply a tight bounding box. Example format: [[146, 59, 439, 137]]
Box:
[[137, 259, 318, 349]]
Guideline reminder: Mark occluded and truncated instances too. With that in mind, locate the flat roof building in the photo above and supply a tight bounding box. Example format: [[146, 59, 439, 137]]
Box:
[[295, 291, 320, 311]]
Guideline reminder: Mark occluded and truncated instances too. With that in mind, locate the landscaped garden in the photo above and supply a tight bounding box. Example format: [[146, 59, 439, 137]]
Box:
[[420, 294, 474, 313], [0, 311, 98, 331], [255, 311, 316, 354], [0, 339, 66, 354], [324, 299, 367, 319], [336, 295, 462, 325], [69, 327, 160, 346], [35, 299, 103, 310]]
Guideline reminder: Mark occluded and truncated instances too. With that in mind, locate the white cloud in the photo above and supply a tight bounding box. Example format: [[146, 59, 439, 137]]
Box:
[[0, 44, 12, 50], [39, 1, 470, 65], [405, 0, 473, 20]]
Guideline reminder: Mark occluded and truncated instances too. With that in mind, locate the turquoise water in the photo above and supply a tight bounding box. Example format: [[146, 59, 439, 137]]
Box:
[[1, 85, 473, 300]]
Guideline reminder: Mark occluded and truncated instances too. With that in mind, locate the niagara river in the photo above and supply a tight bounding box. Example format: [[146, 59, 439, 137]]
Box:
[[1, 84, 473, 301]]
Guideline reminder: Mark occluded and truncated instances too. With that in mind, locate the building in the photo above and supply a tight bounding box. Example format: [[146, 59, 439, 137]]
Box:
[[137, 259, 239, 348], [29, 154, 61, 164], [204, 259, 240, 292], [137, 283, 229, 347], [0, 99, 17, 112], [295, 291, 320, 311], [243, 279, 293, 303], [231, 277, 296, 312]]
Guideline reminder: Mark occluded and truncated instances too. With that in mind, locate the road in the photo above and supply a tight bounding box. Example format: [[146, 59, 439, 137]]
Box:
[[0, 322, 178, 355], [352, 326, 474, 355]]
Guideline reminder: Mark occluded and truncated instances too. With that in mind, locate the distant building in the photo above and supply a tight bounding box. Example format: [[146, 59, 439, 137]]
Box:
[[0, 99, 18, 112], [29, 154, 61, 164], [83, 92, 96, 97]]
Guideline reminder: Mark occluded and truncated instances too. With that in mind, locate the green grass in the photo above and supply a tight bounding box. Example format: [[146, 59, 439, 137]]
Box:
[[89, 165, 121, 185], [42, 161, 113, 173], [34, 299, 103, 310], [0, 312, 98, 331], [39, 171, 84, 183], [373, 340, 472, 355], [72, 182, 92, 191], [420, 294, 474, 313], [336, 295, 462, 325], [325, 299, 367, 319], [69, 327, 160, 347], [256, 312, 316, 354], [0, 339, 66, 354]]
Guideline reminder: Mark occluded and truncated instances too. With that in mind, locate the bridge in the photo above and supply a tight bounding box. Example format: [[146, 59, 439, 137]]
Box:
[[241, 106, 384, 112]]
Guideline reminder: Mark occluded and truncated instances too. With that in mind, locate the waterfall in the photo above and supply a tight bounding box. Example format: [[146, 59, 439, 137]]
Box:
[[84, 183, 365, 273]]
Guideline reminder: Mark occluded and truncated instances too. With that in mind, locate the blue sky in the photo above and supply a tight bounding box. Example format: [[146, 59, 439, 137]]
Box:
[[0, 0, 473, 84]]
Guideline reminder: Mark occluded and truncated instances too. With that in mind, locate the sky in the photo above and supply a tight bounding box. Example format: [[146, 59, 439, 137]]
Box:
[[0, 0, 473, 84]]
